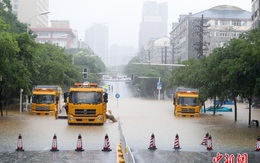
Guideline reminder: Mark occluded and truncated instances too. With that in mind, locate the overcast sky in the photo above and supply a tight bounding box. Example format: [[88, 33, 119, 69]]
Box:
[[49, 0, 251, 48]]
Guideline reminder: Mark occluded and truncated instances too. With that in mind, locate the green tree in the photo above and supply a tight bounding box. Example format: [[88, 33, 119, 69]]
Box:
[[168, 28, 260, 124], [68, 49, 106, 84], [0, 0, 27, 33], [124, 56, 170, 98]]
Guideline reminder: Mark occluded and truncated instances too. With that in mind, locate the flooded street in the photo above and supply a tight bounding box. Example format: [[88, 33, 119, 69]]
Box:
[[0, 80, 260, 162]]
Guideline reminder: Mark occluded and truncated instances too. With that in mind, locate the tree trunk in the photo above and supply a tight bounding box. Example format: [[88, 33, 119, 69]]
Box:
[[0, 94, 3, 116], [233, 96, 237, 121], [0, 100, 2, 116], [248, 97, 252, 126], [213, 96, 216, 115]]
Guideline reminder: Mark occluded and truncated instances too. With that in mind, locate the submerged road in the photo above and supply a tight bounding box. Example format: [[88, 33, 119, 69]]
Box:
[[0, 80, 260, 162]]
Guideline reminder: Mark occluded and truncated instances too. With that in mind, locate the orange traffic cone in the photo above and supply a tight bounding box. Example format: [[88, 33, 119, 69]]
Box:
[[75, 134, 84, 152], [255, 137, 260, 151], [201, 133, 209, 145], [174, 134, 181, 149], [50, 134, 59, 151], [102, 134, 112, 151], [16, 134, 25, 151], [206, 135, 213, 150], [148, 133, 157, 150]]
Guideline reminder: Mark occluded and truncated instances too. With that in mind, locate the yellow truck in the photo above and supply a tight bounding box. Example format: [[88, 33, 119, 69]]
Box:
[[31, 85, 62, 116], [173, 87, 201, 117], [64, 82, 108, 125]]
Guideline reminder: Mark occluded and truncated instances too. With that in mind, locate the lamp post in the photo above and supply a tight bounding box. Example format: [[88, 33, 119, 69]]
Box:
[[27, 11, 50, 33]]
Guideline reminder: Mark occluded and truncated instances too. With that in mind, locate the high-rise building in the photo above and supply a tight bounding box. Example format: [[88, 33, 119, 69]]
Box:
[[139, 1, 168, 51], [252, 0, 260, 29], [170, 5, 251, 63], [10, 0, 49, 28], [85, 24, 109, 65]]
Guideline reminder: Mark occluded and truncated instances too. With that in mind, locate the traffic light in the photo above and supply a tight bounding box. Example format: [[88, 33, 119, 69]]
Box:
[[83, 68, 88, 79]]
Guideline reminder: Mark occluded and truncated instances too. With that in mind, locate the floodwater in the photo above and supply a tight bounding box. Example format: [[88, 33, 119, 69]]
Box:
[[0, 80, 260, 162], [106, 80, 260, 162]]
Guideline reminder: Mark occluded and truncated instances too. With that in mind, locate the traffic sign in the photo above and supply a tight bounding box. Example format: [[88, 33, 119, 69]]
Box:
[[115, 93, 120, 99], [157, 82, 162, 90]]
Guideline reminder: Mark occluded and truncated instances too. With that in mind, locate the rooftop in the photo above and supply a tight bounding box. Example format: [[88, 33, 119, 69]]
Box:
[[191, 5, 251, 19]]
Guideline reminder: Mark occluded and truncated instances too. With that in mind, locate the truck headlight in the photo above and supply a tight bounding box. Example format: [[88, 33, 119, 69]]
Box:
[[97, 116, 103, 121], [69, 116, 74, 121]]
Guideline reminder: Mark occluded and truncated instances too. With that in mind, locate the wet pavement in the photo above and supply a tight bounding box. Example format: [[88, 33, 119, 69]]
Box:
[[0, 80, 260, 162], [0, 150, 117, 163]]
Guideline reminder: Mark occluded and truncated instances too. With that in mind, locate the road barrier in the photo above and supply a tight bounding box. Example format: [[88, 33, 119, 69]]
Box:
[[102, 134, 112, 152], [50, 134, 59, 152], [16, 134, 25, 151], [118, 121, 135, 163], [75, 134, 84, 152], [201, 132, 209, 145], [148, 133, 157, 150], [173, 134, 181, 149]]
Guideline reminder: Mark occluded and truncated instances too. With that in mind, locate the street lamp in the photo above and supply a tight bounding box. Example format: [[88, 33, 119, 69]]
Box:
[[27, 11, 50, 33]]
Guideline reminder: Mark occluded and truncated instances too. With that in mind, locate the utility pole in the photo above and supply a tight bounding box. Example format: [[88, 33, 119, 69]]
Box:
[[198, 14, 204, 58], [164, 46, 167, 64], [148, 50, 151, 65], [193, 14, 210, 59], [161, 48, 163, 64], [171, 41, 174, 64]]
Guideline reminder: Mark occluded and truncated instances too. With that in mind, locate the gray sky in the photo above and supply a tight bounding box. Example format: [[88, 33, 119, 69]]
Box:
[[49, 0, 251, 48]]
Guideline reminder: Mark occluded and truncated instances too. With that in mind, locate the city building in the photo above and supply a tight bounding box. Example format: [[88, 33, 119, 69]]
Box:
[[85, 24, 109, 65], [147, 36, 172, 64], [139, 1, 168, 51], [251, 0, 260, 29], [32, 20, 78, 49], [10, 0, 49, 28], [170, 5, 251, 63]]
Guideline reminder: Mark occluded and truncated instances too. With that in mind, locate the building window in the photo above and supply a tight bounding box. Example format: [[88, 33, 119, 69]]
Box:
[[36, 40, 50, 43], [53, 32, 67, 38], [232, 21, 241, 26], [37, 32, 50, 38], [219, 31, 229, 37], [214, 20, 218, 25], [220, 20, 229, 26]]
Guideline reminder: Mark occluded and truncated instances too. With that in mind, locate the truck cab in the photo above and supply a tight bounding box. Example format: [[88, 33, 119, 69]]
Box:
[[173, 87, 201, 117], [64, 83, 108, 125], [31, 85, 62, 116]]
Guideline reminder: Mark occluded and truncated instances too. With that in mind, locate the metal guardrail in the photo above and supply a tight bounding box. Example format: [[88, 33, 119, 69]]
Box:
[[118, 121, 135, 163]]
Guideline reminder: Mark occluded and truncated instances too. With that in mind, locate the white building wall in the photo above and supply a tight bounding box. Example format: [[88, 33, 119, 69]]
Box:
[[11, 0, 49, 28]]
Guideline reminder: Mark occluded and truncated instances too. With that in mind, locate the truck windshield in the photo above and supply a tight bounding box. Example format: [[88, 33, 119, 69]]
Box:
[[70, 91, 102, 104], [32, 95, 54, 104], [178, 97, 198, 106]]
